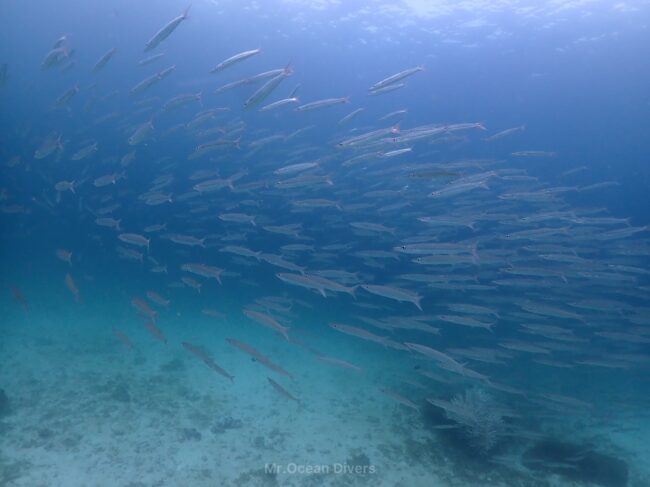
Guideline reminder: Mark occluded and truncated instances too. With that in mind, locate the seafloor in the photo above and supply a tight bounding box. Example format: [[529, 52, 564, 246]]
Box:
[[1, 297, 648, 487]]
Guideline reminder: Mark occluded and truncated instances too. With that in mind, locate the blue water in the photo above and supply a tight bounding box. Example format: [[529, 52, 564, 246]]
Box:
[[1, 1, 650, 486]]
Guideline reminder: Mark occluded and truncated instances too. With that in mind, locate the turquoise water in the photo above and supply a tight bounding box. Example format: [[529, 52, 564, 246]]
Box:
[[1, 1, 650, 486]]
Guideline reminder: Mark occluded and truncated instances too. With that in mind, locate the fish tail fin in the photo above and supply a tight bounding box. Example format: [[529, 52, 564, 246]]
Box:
[[414, 298, 423, 311], [283, 62, 294, 76], [183, 4, 192, 19]]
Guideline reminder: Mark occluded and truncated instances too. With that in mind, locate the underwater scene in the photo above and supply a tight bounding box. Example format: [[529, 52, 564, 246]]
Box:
[[1, 0, 649, 486]]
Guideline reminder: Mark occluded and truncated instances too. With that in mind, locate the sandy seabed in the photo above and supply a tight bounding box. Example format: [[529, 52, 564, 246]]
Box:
[[1, 307, 649, 487]]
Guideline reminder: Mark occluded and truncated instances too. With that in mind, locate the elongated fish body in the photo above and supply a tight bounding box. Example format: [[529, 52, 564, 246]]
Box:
[[113, 328, 133, 349], [144, 6, 191, 52], [260, 254, 305, 274], [267, 377, 300, 403], [210, 48, 261, 73], [181, 263, 223, 282], [214, 68, 285, 94], [316, 355, 363, 373], [276, 273, 356, 298], [350, 222, 395, 234], [128, 121, 154, 145], [162, 91, 201, 112], [220, 245, 261, 260], [130, 65, 175, 95], [119, 233, 150, 250], [55, 180, 75, 193], [337, 126, 399, 148], [369, 65, 424, 92], [168, 234, 205, 247], [70, 142, 97, 161], [182, 342, 234, 381], [193, 178, 233, 193], [259, 97, 299, 112], [138, 52, 165, 66], [146, 291, 169, 308], [219, 213, 256, 225], [244, 65, 292, 110], [360, 284, 423, 311], [484, 124, 525, 142], [95, 217, 121, 230], [380, 388, 420, 412], [226, 338, 293, 380], [295, 97, 349, 112], [132, 297, 158, 321], [380, 109, 407, 121], [64, 273, 80, 302], [92, 48, 116, 73], [338, 108, 364, 125], [330, 323, 388, 346], [243, 309, 290, 341], [144, 321, 167, 344], [130, 72, 161, 95], [368, 82, 406, 96], [41, 46, 71, 69], [54, 84, 79, 108], [94, 172, 124, 187], [274, 161, 319, 175]]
